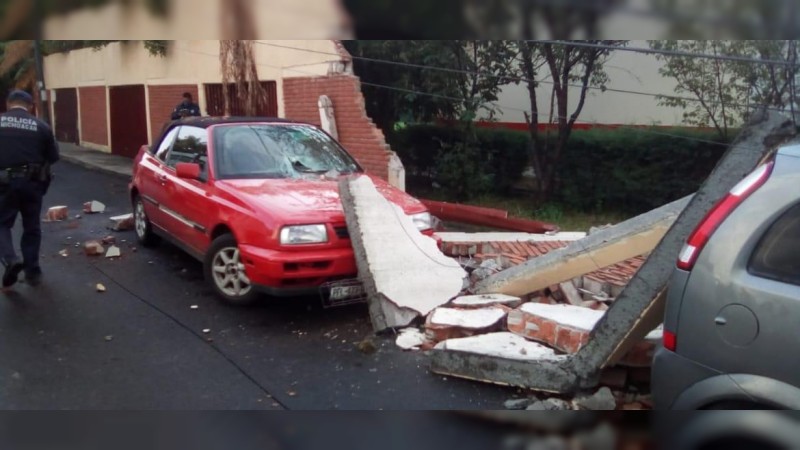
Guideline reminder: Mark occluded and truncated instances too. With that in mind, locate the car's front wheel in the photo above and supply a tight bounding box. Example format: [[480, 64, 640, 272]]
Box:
[[204, 234, 259, 306], [133, 195, 159, 247]]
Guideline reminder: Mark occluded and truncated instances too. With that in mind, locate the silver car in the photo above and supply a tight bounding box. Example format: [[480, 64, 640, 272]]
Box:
[[653, 143, 800, 446]]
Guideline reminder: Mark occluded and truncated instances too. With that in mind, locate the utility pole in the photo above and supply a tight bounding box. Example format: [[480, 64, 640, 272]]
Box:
[[33, 39, 50, 125]]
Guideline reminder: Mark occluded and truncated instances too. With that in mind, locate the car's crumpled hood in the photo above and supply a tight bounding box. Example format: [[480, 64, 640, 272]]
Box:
[[218, 174, 425, 215]]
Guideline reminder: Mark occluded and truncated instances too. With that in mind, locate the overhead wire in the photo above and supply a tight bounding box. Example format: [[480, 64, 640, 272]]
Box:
[[180, 46, 739, 148], [256, 41, 793, 114]]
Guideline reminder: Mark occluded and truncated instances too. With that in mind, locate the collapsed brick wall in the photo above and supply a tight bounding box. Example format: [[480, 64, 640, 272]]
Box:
[[78, 86, 108, 146], [283, 75, 392, 180], [147, 84, 199, 144]]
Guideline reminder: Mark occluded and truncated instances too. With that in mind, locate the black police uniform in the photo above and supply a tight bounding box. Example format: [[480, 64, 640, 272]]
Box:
[[0, 103, 59, 286], [171, 101, 201, 120]]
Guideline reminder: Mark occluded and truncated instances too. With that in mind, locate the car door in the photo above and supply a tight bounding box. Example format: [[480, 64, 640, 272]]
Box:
[[162, 126, 214, 255], [139, 126, 179, 231]]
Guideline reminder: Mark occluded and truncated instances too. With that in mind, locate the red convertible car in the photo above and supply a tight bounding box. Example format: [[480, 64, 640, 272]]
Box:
[[129, 117, 432, 305]]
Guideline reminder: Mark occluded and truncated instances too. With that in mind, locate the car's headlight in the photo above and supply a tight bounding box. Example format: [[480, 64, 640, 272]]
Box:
[[280, 224, 328, 245], [410, 212, 433, 231]]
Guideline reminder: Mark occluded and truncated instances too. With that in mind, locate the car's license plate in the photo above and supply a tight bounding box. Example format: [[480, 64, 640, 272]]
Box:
[[330, 284, 365, 300], [321, 279, 366, 307]]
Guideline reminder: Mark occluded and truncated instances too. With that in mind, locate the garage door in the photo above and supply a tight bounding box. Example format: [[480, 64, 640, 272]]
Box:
[[109, 85, 148, 158], [53, 88, 79, 144]]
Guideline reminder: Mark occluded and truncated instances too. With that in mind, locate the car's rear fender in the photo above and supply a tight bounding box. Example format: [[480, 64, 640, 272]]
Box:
[[673, 372, 800, 410]]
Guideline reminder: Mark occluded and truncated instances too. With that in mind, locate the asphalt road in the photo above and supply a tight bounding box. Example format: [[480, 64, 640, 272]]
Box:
[[0, 161, 517, 410]]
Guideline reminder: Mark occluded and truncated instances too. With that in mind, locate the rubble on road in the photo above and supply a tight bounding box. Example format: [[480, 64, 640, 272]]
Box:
[[340, 175, 467, 332], [572, 387, 617, 410], [395, 328, 427, 351], [101, 235, 116, 245], [96, 283, 106, 292], [105, 246, 121, 258], [45, 206, 68, 222], [58, 249, 68, 257], [84, 241, 105, 256], [426, 110, 795, 398], [83, 200, 106, 214], [108, 213, 134, 231]]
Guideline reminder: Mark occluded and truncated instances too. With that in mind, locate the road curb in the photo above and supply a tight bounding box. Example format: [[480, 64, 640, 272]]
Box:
[[60, 154, 132, 179]]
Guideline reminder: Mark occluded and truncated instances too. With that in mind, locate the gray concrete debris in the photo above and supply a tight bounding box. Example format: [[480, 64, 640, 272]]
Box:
[[526, 398, 574, 411], [470, 258, 502, 283], [339, 175, 467, 332], [572, 387, 616, 411], [504, 397, 537, 410]]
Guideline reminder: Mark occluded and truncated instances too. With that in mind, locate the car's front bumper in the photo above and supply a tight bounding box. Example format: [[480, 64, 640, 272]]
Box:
[[239, 244, 358, 293]]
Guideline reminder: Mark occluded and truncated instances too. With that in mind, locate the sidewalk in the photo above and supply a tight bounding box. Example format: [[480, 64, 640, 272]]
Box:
[[58, 142, 133, 178]]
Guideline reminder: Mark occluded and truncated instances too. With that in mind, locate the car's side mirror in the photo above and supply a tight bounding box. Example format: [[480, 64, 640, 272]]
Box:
[[176, 162, 202, 180]]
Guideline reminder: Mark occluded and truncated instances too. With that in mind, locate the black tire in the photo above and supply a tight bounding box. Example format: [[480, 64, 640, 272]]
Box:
[[204, 234, 259, 306], [133, 195, 160, 247]]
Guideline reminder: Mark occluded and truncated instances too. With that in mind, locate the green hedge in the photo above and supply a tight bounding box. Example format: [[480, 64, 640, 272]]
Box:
[[389, 124, 731, 213], [390, 125, 529, 197], [556, 127, 731, 213]]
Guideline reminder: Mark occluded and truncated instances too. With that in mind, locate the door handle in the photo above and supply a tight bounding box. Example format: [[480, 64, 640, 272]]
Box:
[[158, 174, 169, 184]]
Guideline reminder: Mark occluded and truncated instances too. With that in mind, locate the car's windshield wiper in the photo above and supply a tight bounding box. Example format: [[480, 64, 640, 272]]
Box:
[[292, 160, 329, 174]]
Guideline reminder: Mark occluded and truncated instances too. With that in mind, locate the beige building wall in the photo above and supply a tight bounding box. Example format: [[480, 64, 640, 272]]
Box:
[[489, 40, 686, 126], [44, 40, 346, 150]]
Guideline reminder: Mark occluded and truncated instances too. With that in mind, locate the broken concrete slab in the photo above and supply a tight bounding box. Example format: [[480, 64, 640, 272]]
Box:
[[430, 110, 796, 393], [83, 200, 106, 214], [475, 195, 691, 297], [450, 293, 522, 309], [425, 306, 508, 342], [340, 175, 467, 332], [434, 332, 566, 363], [105, 246, 121, 258], [84, 241, 105, 256], [45, 206, 68, 222], [108, 213, 134, 231]]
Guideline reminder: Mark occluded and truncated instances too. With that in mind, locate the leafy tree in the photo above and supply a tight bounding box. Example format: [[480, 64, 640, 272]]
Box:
[[650, 40, 746, 140], [344, 40, 516, 133], [651, 40, 799, 139], [514, 40, 626, 202]]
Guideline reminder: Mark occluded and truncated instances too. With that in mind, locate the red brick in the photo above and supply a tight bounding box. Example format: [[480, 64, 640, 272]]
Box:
[[283, 75, 391, 180]]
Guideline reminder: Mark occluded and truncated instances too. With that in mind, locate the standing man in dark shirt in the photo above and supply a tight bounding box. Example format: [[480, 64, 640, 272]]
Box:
[[0, 90, 59, 288], [171, 92, 201, 120]]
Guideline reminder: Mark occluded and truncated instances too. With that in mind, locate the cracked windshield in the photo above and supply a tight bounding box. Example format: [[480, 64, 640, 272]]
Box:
[[216, 125, 360, 178]]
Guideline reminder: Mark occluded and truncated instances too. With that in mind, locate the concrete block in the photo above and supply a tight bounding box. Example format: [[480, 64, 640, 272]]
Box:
[[339, 176, 467, 331], [559, 281, 584, 306]]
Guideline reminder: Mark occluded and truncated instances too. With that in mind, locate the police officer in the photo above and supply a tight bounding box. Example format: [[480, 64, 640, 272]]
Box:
[[0, 90, 59, 288], [170, 92, 201, 120]]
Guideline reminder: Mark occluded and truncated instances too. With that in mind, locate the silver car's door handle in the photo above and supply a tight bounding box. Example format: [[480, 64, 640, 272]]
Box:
[[714, 316, 727, 325]]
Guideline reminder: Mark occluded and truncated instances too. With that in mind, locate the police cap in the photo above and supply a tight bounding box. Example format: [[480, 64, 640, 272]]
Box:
[[6, 90, 33, 105]]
